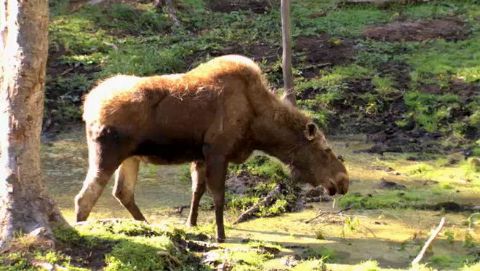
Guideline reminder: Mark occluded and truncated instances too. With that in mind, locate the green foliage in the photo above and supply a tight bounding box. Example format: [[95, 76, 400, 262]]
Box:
[[226, 155, 297, 218], [404, 91, 461, 133], [429, 254, 479, 270], [444, 229, 455, 244], [229, 155, 288, 181], [0, 252, 36, 271]]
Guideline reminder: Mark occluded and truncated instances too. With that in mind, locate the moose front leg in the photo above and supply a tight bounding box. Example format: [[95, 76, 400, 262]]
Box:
[[187, 161, 206, 227], [204, 154, 227, 242]]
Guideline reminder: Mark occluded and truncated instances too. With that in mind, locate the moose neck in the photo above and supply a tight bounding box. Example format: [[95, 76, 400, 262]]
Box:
[[251, 101, 308, 165]]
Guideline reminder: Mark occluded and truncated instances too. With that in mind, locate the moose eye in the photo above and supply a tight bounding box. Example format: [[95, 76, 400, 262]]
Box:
[[337, 155, 345, 162], [325, 148, 332, 152]]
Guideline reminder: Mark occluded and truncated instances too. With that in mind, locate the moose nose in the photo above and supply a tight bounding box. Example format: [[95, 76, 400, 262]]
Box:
[[335, 173, 349, 195]]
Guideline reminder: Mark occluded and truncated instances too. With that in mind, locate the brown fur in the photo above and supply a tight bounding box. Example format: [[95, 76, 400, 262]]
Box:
[[75, 55, 348, 242]]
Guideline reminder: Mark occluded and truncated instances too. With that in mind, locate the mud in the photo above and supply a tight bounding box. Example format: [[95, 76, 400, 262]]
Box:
[[207, 0, 275, 14], [378, 61, 411, 91], [57, 238, 113, 270], [363, 18, 468, 42], [378, 179, 407, 190], [294, 34, 355, 79]]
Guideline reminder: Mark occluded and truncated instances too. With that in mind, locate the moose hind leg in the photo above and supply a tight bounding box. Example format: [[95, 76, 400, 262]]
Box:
[[187, 161, 206, 227], [205, 155, 227, 242], [113, 157, 146, 221]]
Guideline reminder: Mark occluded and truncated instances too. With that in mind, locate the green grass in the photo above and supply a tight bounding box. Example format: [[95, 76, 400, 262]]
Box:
[[293, 4, 391, 37], [408, 37, 480, 84]]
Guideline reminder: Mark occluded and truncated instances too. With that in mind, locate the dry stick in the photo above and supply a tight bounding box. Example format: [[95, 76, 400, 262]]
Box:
[[305, 205, 352, 224], [233, 184, 282, 224], [411, 217, 446, 266]]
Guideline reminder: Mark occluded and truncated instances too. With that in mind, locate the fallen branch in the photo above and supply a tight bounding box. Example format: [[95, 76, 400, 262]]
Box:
[[411, 217, 446, 265], [305, 205, 352, 224], [233, 184, 282, 224]]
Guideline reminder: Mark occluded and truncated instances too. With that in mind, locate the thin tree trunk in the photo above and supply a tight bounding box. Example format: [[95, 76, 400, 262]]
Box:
[[0, 0, 66, 249], [281, 0, 295, 106]]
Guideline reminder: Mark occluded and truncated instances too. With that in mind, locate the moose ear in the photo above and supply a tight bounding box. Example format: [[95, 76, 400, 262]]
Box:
[[304, 122, 318, 141]]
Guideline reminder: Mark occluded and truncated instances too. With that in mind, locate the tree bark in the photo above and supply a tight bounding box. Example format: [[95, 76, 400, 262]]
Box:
[[281, 0, 296, 106], [0, 0, 66, 249]]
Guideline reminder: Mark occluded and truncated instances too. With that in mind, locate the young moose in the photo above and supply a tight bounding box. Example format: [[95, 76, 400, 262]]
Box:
[[75, 55, 349, 242]]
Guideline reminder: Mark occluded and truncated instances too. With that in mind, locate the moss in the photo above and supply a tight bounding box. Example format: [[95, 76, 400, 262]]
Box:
[[338, 190, 429, 210]]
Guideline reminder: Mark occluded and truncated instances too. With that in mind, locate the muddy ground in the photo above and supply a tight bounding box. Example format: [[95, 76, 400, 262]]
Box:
[[363, 18, 468, 42]]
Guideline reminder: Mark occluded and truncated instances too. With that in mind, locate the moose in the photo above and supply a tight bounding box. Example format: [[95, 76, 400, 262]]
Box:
[[75, 55, 349, 242]]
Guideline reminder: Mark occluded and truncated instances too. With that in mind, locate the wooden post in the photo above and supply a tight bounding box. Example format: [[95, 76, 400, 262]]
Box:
[[281, 0, 296, 106]]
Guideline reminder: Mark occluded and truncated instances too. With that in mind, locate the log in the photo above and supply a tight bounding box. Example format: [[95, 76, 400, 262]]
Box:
[[233, 184, 283, 224]]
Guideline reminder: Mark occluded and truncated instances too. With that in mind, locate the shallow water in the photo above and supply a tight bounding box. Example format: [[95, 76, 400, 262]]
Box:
[[41, 128, 479, 270], [41, 128, 192, 221]]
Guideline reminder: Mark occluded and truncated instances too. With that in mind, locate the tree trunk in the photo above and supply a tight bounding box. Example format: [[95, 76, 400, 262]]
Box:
[[281, 0, 295, 106], [0, 0, 66, 249]]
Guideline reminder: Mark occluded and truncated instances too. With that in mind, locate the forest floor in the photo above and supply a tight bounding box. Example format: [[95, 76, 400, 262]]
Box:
[[2, 0, 480, 270], [1, 129, 478, 270]]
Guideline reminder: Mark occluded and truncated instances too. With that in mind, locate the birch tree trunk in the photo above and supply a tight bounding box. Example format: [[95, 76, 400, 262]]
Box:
[[281, 0, 296, 106], [0, 0, 66, 249]]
